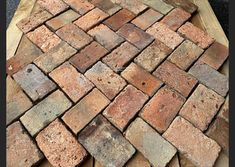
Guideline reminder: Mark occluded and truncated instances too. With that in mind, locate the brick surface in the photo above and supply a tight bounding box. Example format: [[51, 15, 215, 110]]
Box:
[[88, 0, 121, 15], [164, 0, 198, 14], [125, 117, 177, 167], [62, 0, 94, 15], [121, 63, 163, 96], [218, 96, 229, 122], [37, 0, 68, 15], [147, 22, 184, 49], [62, 88, 110, 134], [78, 115, 135, 167], [103, 85, 148, 131], [36, 119, 87, 167], [112, 0, 147, 14], [85, 61, 126, 100], [140, 86, 185, 133], [163, 116, 221, 167], [125, 152, 151, 167]]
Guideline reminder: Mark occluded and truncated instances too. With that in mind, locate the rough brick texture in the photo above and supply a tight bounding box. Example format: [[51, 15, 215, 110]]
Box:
[[62, 0, 94, 15], [37, 0, 68, 15], [140, 0, 173, 14], [164, 0, 198, 13], [88, 0, 121, 15]]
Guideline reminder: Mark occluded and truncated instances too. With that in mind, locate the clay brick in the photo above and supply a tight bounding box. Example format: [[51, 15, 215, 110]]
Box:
[[167, 40, 204, 70], [102, 42, 139, 73], [218, 96, 229, 122], [153, 60, 197, 97], [13, 64, 56, 101], [62, 0, 94, 15], [37, 0, 68, 15], [34, 41, 77, 73], [140, 86, 185, 133], [46, 9, 80, 31], [140, 0, 173, 15], [118, 23, 154, 50], [134, 40, 172, 72], [179, 84, 224, 131], [160, 8, 191, 31], [147, 22, 184, 49], [62, 88, 110, 134], [70, 41, 108, 73], [131, 9, 163, 30], [85, 61, 126, 100], [88, 24, 124, 51], [178, 22, 214, 49], [111, 0, 147, 14], [163, 116, 221, 167], [104, 9, 136, 31], [20, 90, 72, 136], [121, 63, 163, 96], [74, 8, 109, 31], [49, 62, 94, 102], [125, 152, 151, 167], [103, 85, 148, 131], [125, 117, 177, 167], [56, 23, 93, 50], [7, 122, 43, 167], [164, 0, 198, 14], [78, 115, 135, 167], [88, 0, 121, 15], [36, 119, 87, 167]]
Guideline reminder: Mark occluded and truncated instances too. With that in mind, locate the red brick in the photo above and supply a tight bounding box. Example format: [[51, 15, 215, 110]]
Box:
[[62, 0, 94, 15], [121, 63, 163, 96], [37, 0, 68, 15], [218, 96, 229, 122], [103, 85, 148, 131], [153, 60, 197, 97], [164, 0, 198, 14], [88, 0, 121, 15], [112, 0, 147, 14], [36, 119, 87, 167]]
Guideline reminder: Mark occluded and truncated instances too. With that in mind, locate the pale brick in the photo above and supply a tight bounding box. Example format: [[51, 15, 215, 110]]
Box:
[[125, 152, 151, 167], [88, 0, 121, 15], [164, 0, 198, 14], [111, 0, 147, 14], [140, 0, 173, 14], [37, 0, 68, 15], [62, 0, 94, 15]]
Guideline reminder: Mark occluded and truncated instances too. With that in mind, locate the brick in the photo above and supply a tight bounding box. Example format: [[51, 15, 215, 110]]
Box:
[[34, 41, 77, 73], [111, 0, 147, 14], [140, 86, 185, 133], [126, 152, 151, 167], [88, 0, 121, 15], [36, 119, 87, 167], [153, 60, 197, 97], [62, 0, 94, 15], [179, 153, 196, 167], [118, 23, 154, 50], [164, 0, 198, 14], [26, 25, 61, 52], [214, 152, 229, 167], [167, 40, 204, 70], [88, 24, 124, 51], [125, 117, 177, 167], [178, 22, 214, 49], [163, 116, 221, 167], [122, 63, 163, 96], [37, 0, 68, 15], [62, 88, 110, 134], [189, 63, 228, 96], [78, 115, 135, 167], [13, 64, 56, 101], [70, 41, 108, 73], [103, 85, 148, 131], [20, 90, 72, 136], [102, 42, 139, 73], [85, 61, 126, 100], [74, 8, 109, 31], [7, 122, 43, 167], [56, 23, 93, 50], [168, 155, 180, 167], [218, 96, 229, 122], [147, 22, 184, 49], [49, 62, 94, 102], [104, 9, 136, 31], [17, 9, 53, 33], [131, 9, 163, 30], [134, 40, 172, 72], [160, 8, 191, 31], [46, 9, 80, 31], [140, 0, 173, 15]]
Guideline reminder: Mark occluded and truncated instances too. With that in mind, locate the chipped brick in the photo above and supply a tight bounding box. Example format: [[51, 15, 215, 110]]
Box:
[[37, 0, 68, 15], [112, 0, 147, 14], [62, 0, 94, 15], [88, 0, 121, 15], [218, 96, 229, 122], [164, 0, 198, 14], [140, 0, 173, 14]]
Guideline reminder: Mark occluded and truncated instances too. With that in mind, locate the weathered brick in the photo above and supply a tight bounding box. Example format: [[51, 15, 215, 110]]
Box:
[[78, 115, 135, 167], [85, 61, 126, 100], [147, 22, 184, 49], [126, 152, 151, 167], [178, 22, 214, 49], [70, 41, 108, 73], [49, 62, 94, 102], [103, 85, 148, 131], [140, 86, 185, 133], [153, 60, 197, 97], [121, 63, 163, 96], [34, 41, 77, 73], [7, 122, 43, 167], [56, 23, 93, 50], [88, 0, 121, 15], [167, 40, 204, 70], [62, 88, 110, 134], [179, 153, 196, 167], [102, 42, 139, 73], [134, 40, 172, 72], [88, 24, 124, 51], [140, 0, 173, 15], [118, 23, 154, 50], [36, 119, 87, 167], [37, 0, 68, 15], [13, 64, 56, 101], [111, 0, 147, 14], [74, 8, 109, 31], [62, 0, 94, 15], [163, 116, 221, 167], [164, 0, 198, 14], [125, 117, 177, 167], [168, 155, 180, 167], [218, 96, 229, 122]]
